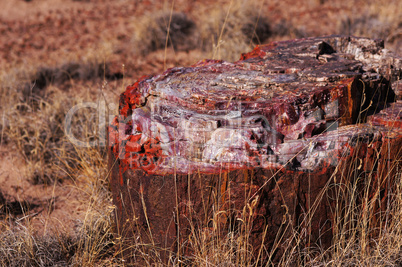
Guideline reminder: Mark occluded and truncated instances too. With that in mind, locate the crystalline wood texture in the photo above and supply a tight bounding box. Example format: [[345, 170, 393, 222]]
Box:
[[108, 36, 402, 264]]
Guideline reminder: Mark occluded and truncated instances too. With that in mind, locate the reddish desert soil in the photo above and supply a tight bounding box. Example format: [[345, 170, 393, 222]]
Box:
[[0, 144, 86, 235], [0, 0, 400, 237]]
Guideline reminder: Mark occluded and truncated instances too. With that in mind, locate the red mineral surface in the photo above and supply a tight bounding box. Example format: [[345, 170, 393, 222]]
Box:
[[108, 36, 402, 264]]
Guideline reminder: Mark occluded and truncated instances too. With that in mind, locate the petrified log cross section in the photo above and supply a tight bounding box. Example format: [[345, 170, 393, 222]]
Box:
[[109, 36, 402, 263]]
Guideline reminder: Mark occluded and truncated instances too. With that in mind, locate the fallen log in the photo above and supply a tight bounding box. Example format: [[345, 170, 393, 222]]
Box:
[[108, 35, 402, 264]]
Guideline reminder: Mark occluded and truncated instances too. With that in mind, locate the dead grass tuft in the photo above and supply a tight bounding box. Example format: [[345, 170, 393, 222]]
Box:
[[340, 14, 393, 41], [337, 0, 402, 54], [196, 1, 267, 61], [5, 92, 76, 184], [0, 225, 76, 267], [195, 1, 300, 61], [0, 58, 121, 185], [132, 11, 198, 55], [0, 204, 117, 267], [0, 190, 41, 220], [21, 61, 122, 107], [72, 208, 117, 266], [131, 1, 299, 62]]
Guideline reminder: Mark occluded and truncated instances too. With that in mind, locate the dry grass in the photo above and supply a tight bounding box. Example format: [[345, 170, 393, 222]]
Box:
[[131, 0, 302, 62], [0, 58, 119, 266], [337, 0, 402, 55], [132, 11, 198, 55], [0, 0, 401, 266], [194, 0, 304, 61]]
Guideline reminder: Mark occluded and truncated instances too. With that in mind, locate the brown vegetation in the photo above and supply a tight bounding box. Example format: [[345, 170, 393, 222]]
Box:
[[0, 0, 400, 266]]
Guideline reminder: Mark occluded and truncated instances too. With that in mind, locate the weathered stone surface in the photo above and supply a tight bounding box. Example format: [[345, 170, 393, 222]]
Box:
[[108, 35, 402, 263], [394, 81, 402, 100], [369, 101, 402, 128]]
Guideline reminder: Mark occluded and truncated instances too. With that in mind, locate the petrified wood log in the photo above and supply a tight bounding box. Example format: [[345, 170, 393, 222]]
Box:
[[108, 36, 402, 264]]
